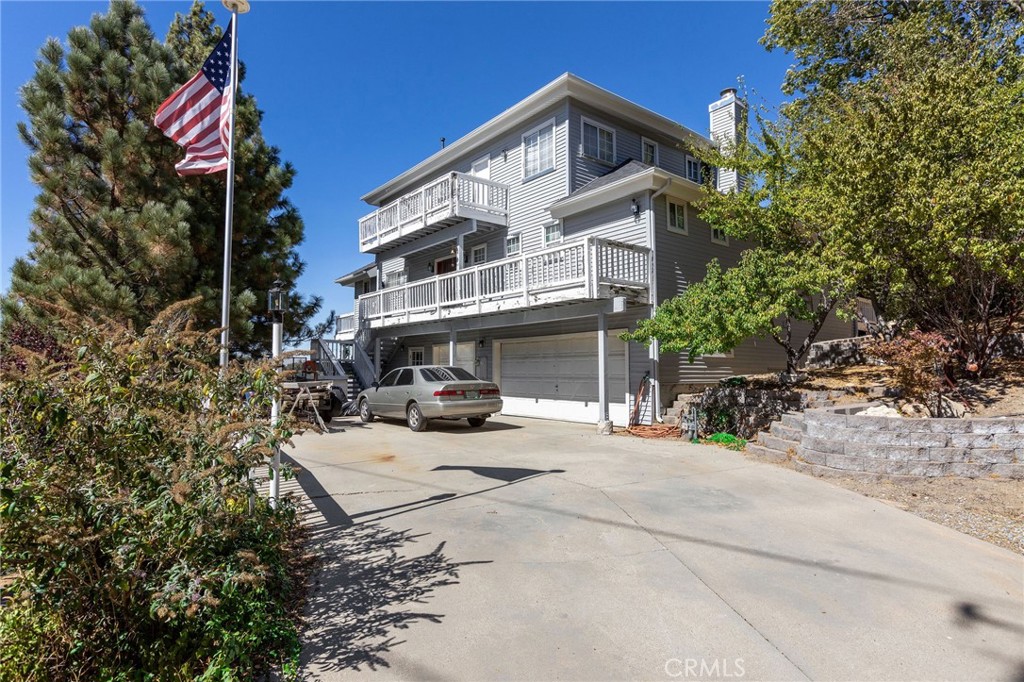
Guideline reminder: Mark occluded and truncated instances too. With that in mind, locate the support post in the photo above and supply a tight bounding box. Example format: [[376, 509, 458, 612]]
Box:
[[449, 327, 457, 367], [374, 337, 381, 378], [597, 310, 612, 435], [269, 316, 282, 509]]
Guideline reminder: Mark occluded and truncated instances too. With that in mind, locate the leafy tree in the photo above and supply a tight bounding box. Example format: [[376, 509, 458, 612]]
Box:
[[6, 0, 319, 357], [764, 1, 1024, 374], [625, 107, 856, 375]]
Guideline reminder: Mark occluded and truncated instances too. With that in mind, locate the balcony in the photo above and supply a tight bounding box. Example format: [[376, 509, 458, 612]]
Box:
[[334, 312, 357, 340], [359, 172, 510, 254], [356, 237, 650, 329]]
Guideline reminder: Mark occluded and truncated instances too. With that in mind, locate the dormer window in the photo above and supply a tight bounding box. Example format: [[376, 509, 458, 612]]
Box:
[[582, 117, 615, 164]]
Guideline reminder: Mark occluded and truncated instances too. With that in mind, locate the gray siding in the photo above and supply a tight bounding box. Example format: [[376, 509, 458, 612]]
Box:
[[562, 195, 650, 247]]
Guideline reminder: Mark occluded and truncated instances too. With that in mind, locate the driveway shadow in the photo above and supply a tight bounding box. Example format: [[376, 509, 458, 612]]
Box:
[[300, 522, 489, 675]]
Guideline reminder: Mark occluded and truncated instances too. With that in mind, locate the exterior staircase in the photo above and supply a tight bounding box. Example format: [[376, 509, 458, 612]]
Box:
[[747, 412, 806, 462]]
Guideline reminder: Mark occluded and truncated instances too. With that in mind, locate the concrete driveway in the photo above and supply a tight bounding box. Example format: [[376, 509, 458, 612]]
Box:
[[283, 415, 1024, 681]]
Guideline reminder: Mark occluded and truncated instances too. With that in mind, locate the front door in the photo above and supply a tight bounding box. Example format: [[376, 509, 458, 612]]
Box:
[[435, 256, 457, 275]]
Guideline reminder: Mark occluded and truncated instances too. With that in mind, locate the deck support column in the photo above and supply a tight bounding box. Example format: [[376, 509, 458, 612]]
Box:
[[597, 310, 612, 435], [374, 337, 381, 378], [449, 327, 457, 367]]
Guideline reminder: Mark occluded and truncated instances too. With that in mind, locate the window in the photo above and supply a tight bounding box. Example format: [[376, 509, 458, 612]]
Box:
[[582, 117, 615, 164], [522, 118, 555, 180], [544, 222, 563, 246], [686, 156, 701, 183], [378, 369, 401, 387], [711, 227, 729, 245], [470, 244, 487, 265], [395, 368, 414, 386], [642, 137, 658, 166], [667, 201, 688, 234], [505, 234, 521, 256], [408, 347, 424, 366], [701, 162, 718, 188], [384, 270, 407, 288]]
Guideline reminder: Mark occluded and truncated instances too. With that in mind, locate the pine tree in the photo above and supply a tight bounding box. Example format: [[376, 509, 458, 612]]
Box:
[[7, 0, 320, 357]]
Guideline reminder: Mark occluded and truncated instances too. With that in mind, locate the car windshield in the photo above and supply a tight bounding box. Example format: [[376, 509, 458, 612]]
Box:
[[419, 366, 478, 382]]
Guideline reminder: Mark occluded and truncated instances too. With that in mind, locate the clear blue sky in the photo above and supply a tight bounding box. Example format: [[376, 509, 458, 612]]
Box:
[[1, 1, 792, 323]]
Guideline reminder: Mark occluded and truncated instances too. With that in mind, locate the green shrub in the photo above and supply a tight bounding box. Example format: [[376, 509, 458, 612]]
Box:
[[0, 300, 305, 680]]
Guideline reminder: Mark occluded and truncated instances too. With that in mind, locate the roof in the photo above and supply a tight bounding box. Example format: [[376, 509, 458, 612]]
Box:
[[334, 263, 377, 286], [361, 73, 711, 206], [564, 159, 652, 199]]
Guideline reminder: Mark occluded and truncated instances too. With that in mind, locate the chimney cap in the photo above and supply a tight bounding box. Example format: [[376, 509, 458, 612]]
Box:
[[720, 87, 738, 98]]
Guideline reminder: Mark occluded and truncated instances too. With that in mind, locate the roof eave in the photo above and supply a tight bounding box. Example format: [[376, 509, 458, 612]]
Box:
[[548, 168, 702, 219]]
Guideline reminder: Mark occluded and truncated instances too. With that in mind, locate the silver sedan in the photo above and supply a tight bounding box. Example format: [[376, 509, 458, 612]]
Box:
[[355, 365, 503, 432]]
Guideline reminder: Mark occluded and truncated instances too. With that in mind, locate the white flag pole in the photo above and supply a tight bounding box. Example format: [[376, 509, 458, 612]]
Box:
[[219, 0, 250, 371]]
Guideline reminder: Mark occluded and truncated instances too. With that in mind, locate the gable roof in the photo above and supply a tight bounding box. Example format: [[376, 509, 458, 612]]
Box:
[[565, 159, 652, 199], [361, 73, 710, 206]]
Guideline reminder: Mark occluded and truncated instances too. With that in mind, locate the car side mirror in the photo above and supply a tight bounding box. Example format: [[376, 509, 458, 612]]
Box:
[[371, 380, 379, 389]]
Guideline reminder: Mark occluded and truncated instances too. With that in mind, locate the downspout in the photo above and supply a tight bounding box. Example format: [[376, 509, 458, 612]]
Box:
[[646, 176, 672, 423]]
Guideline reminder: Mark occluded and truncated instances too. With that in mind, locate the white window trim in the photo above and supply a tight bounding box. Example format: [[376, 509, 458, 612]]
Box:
[[470, 244, 487, 265], [521, 117, 556, 181], [667, 199, 688, 235], [433, 255, 457, 274], [408, 347, 425, 366], [711, 227, 729, 246], [543, 221, 563, 246], [641, 137, 659, 166], [685, 155, 701, 184], [581, 115, 616, 165], [505, 234, 521, 256]]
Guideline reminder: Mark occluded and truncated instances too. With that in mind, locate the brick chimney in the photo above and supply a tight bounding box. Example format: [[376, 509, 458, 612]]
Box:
[[708, 86, 747, 192]]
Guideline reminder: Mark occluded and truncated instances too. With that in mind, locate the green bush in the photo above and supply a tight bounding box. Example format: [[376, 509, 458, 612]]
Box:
[[0, 300, 305, 680]]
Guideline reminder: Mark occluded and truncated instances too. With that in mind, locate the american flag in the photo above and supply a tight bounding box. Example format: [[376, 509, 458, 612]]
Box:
[[154, 18, 235, 176]]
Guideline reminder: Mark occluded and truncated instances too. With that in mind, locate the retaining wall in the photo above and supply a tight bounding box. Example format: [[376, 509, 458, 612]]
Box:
[[798, 404, 1024, 479]]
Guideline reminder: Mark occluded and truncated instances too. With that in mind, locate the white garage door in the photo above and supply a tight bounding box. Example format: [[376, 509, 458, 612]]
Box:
[[496, 332, 628, 425]]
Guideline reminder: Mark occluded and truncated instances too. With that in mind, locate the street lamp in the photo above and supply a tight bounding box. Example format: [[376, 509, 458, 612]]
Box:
[[267, 279, 287, 509]]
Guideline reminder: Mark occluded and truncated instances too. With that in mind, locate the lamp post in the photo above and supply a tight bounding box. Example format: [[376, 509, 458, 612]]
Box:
[[267, 279, 286, 509]]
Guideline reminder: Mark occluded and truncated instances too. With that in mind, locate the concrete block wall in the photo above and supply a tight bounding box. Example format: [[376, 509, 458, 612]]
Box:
[[795, 404, 1024, 479]]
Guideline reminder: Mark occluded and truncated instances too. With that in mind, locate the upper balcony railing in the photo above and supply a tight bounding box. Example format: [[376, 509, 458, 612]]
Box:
[[334, 312, 357, 340], [358, 172, 510, 253], [356, 237, 650, 329]]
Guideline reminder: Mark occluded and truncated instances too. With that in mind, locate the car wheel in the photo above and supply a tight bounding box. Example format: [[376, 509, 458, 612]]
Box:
[[407, 403, 427, 432], [359, 399, 374, 423], [467, 417, 487, 428]]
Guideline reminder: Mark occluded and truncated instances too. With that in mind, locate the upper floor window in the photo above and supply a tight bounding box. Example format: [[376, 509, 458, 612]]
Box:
[[711, 227, 729, 245], [686, 156, 701, 183], [667, 200, 688, 235], [506, 234, 521, 256], [642, 137, 658, 166], [544, 222, 563, 246], [522, 118, 555, 180], [582, 117, 615, 164], [384, 270, 407, 288], [470, 244, 487, 265]]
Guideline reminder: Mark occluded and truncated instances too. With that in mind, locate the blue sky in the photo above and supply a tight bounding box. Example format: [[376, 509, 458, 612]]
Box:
[[1, 1, 792, 322]]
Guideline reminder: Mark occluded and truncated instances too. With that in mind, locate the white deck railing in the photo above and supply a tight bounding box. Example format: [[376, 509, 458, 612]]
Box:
[[334, 312, 357, 336], [359, 172, 509, 252], [356, 237, 649, 328]]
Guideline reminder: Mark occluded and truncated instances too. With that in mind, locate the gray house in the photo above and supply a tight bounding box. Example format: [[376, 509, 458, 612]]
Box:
[[327, 74, 851, 426]]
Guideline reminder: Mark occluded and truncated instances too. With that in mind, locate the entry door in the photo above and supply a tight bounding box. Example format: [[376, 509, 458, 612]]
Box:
[[469, 155, 490, 206], [435, 256, 457, 275]]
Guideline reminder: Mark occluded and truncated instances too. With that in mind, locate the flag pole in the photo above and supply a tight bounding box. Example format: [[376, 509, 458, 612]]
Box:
[[219, 0, 250, 370]]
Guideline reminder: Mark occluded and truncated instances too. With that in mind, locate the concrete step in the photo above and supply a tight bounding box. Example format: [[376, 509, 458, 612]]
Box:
[[745, 443, 792, 463], [758, 434, 800, 455], [781, 412, 806, 429], [769, 422, 802, 442], [662, 414, 679, 426]]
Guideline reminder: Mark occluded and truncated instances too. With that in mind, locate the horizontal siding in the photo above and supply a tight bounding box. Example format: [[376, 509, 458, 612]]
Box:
[[562, 195, 649, 246]]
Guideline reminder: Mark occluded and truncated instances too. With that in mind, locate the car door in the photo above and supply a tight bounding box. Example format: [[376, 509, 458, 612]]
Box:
[[392, 368, 415, 416], [372, 369, 401, 417]]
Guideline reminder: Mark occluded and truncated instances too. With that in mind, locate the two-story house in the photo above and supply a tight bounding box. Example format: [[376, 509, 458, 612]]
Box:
[[325, 73, 851, 427]]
